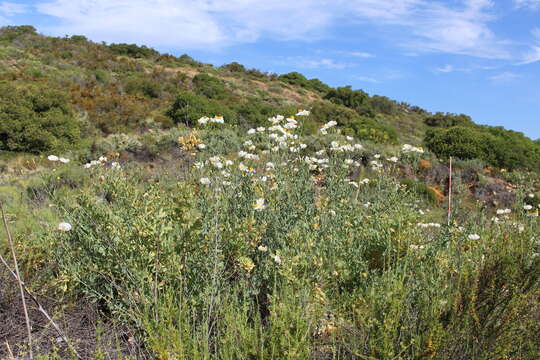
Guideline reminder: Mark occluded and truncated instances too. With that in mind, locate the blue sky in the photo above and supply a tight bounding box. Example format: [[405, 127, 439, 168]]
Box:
[[1, 0, 540, 139]]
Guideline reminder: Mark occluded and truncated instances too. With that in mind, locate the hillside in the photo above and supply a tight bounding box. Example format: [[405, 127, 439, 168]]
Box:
[[0, 26, 539, 360]]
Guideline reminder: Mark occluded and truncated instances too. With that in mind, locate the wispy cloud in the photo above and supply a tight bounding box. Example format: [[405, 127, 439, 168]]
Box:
[[435, 65, 455, 73], [0, 2, 27, 16], [0, 0, 530, 64], [514, 0, 540, 10], [355, 76, 380, 83], [288, 57, 351, 69], [489, 72, 522, 82], [518, 28, 540, 64], [348, 51, 375, 58]]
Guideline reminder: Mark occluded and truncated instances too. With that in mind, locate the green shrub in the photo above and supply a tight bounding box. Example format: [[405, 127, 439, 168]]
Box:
[[0, 83, 81, 153], [124, 75, 161, 98], [324, 85, 374, 117], [0, 25, 37, 42], [424, 112, 474, 128], [310, 101, 397, 143], [425, 126, 540, 171], [166, 91, 236, 126], [192, 73, 230, 100], [108, 43, 159, 58], [401, 178, 439, 204]]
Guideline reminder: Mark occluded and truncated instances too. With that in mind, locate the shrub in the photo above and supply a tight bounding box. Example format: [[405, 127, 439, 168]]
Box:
[[425, 126, 540, 171], [424, 112, 474, 128], [401, 178, 440, 204], [324, 86, 374, 117], [166, 91, 236, 126], [222, 61, 246, 73], [310, 101, 397, 143], [0, 25, 37, 42], [108, 43, 159, 58], [192, 73, 230, 100], [0, 83, 81, 153], [124, 75, 162, 98]]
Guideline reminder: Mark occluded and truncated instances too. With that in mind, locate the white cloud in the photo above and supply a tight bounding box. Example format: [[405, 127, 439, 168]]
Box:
[[355, 75, 380, 83], [436, 65, 455, 73], [489, 72, 522, 82], [36, 0, 334, 48], [518, 28, 540, 64], [289, 57, 351, 69], [0, 2, 27, 16], [348, 51, 375, 58], [514, 0, 540, 10], [28, 0, 512, 59]]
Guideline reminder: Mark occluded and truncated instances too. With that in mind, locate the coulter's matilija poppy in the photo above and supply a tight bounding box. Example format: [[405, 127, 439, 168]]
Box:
[[253, 198, 266, 211], [58, 222, 72, 232]]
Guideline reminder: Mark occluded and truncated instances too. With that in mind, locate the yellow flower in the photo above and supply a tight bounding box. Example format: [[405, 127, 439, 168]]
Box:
[[238, 257, 255, 272]]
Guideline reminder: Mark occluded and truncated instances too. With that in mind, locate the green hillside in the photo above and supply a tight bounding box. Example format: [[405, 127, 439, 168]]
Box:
[[0, 26, 539, 360]]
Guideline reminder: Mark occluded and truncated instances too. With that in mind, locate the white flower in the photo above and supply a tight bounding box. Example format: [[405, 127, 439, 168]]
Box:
[[346, 136, 354, 142], [98, 156, 108, 162], [272, 254, 282, 264], [329, 210, 336, 216], [47, 155, 59, 162], [83, 163, 92, 169], [266, 162, 275, 170], [258, 245, 268, 252], [197, 144, 206, 150], [295, 110, 310, 116], [194, 162, 204, 169], [59, 157, 70, 163], [243, 140, 253, 147], [247, 128, 256, 134], [299, 143, 307, 149], [387, 156, 399, 163], [524, 205, 533, 211], [528, 193, 535, 198], [468, 234, 480, 240], [345, 159, 354, 165], [222, 181, 231, 186], [224, 159, 234, 166], [374, 154, 381, 159], [257, 127, 266, 132], [239, 163, 248, 171], [200, 178, 211, 185], [198, 117, 210, 125], [58, 222, 72, 232], [111, 162, 121, 170], [253, 198, 266, 211]]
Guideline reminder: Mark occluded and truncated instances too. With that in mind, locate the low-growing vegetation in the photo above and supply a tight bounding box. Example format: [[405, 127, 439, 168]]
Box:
[[0, 26, 539, 360]]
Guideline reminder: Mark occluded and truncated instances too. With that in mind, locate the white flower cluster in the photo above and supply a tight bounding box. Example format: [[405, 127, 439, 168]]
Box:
[[417, 222, 441, 228], [295, 109, 310, 116], [348, 178, 370, 188], [329, 141, 363, 153], [238, 150, 260, 161], [370, 160, 383, 171], [320, 120, 337, 135], [496, 208, 512, 215], [402, 144, 424, 154], [305, 156, 330, 171], [198, 116, 224, 125], [48, 155, 70, 163], [84, 156, 108, 169]]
